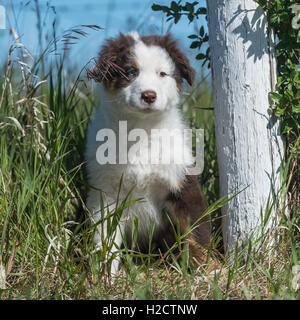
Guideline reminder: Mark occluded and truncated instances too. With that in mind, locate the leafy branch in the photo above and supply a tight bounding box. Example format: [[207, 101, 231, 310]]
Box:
[[152, 1, 210, 67]]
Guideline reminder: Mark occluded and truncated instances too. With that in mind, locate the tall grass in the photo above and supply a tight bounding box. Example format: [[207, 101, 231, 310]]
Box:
[[0, 3, 299, 300]]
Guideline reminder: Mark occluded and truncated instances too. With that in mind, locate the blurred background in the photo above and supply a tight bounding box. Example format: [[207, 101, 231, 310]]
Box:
[[0, 0, 209, 77]]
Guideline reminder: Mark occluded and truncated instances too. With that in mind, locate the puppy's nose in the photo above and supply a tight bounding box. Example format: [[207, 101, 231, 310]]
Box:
[[141, 90, 157, 104]]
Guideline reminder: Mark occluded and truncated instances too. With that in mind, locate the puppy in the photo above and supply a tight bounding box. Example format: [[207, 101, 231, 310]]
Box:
[[85, 32, 211, 276]]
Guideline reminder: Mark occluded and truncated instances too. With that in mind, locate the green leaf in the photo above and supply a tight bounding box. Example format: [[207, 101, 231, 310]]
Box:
[[188, 13, 194, 22], [292, 105, 300, 113], [280, 12, 289, 24], [190, 41, 200, 49], [294, 72, 300, 83], [269, 92, 282, 104], [202, 34, 209, 42], [171, 1, 179, 12], [185, 2, 195, 12], [151, 4, 169, 12], [281, 118, 294, 134], [270, 15, 280, 25], [196, 7, 207, 15], [196, 53, 206, 60], [174, 13, 181, 23], [200, 26, 204, 37], [274, 105, 285, 116], [151, 4, 162, 11]]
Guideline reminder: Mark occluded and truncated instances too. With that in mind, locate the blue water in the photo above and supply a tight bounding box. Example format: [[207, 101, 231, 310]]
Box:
[[0, 0, 208, 75]]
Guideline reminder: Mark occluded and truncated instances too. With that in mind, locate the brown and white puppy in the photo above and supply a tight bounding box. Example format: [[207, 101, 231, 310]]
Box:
[[86, 32, 211, 276]]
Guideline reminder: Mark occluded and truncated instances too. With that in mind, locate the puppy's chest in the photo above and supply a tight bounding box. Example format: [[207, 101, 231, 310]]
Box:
[[114, 130, 190, 194], [120, 164, 175, 195], [125, 128, 187, 165]]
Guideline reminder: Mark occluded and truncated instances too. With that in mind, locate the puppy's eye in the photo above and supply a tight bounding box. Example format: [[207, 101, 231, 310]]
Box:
[[127, 68, 138, 76], [160, 71, 167, 78]]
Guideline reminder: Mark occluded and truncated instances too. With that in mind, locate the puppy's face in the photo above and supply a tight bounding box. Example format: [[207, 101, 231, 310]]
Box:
[[88, 32, 195, 114]]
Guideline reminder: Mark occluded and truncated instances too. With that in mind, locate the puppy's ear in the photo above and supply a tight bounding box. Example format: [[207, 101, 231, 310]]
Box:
[[176, 52, 195, 86], [87, 33, 134, 83], [162, 34, 195, 86]]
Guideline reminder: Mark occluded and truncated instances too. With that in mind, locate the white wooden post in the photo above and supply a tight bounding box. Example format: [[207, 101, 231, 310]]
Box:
[[206, 0, 285, 253]]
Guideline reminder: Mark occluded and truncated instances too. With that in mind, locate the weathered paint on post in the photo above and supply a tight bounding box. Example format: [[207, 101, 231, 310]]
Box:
[[206, 0, 285, 252]]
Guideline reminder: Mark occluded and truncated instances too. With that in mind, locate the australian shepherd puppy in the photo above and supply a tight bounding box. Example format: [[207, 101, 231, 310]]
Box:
[[85, 32, 211, 276]]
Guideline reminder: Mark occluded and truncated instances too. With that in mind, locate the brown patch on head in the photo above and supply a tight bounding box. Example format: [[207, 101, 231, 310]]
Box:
[[140, 34, 195, 89], [87, 33, 137, 91]]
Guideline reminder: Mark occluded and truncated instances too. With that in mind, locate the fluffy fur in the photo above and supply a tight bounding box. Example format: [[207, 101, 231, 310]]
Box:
[[85, 32, 210, 276]]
